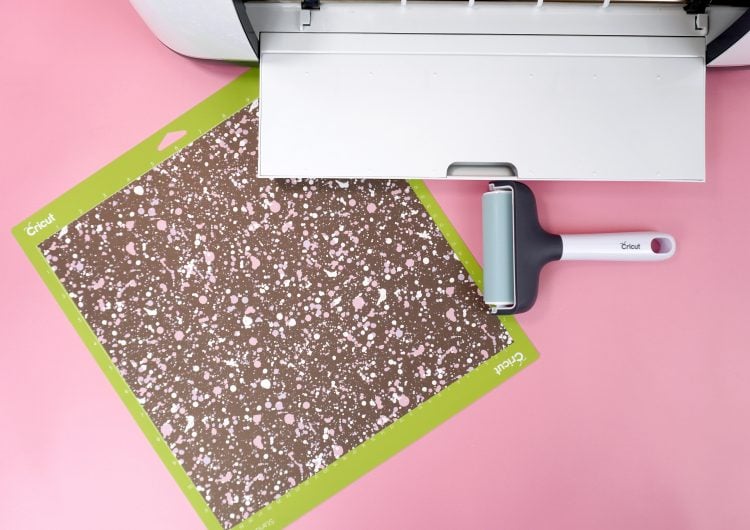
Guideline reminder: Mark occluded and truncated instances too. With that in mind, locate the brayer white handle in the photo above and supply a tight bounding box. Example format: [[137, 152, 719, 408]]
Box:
[[560, 232, 676, 261]]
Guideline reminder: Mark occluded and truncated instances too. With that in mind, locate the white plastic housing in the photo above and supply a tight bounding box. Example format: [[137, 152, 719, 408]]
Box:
[[126, 1, 750, 66], [707, 6, 750, 66], [710, 31, 750, 66], [127, 1, 750, 182], [129, 0, 256, 61]]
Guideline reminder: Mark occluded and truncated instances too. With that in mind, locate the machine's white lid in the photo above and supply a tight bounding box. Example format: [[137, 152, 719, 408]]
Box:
[[259, 32, 705, 181]]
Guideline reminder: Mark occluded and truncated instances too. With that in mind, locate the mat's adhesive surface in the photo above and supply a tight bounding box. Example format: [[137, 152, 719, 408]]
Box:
[[38, 104, 514, 528]]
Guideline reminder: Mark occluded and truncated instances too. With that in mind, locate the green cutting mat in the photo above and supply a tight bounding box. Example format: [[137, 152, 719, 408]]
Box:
[[13, 68, 538, 530]]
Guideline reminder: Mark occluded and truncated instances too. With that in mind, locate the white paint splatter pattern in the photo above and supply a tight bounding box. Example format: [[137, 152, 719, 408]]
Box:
[[39, 105, 512, 528]]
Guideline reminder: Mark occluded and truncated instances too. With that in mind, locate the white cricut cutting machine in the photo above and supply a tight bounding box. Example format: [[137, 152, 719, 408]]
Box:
[[129, 0, 750, 182]]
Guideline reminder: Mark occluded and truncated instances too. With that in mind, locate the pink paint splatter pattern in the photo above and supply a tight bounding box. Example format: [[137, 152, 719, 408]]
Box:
[[39, 104, 512, 528]]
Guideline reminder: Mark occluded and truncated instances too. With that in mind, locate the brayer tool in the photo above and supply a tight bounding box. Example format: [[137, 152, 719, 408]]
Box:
[[482, 181, 676, 314]]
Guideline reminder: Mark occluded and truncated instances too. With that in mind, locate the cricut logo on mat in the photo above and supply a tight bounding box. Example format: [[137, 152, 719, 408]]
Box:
[[25, 213, 55, 236], [494, 352, 526, 376]]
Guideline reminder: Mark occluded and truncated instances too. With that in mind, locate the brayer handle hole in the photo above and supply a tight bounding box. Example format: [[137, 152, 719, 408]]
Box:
[[651, 237, 673, 254]]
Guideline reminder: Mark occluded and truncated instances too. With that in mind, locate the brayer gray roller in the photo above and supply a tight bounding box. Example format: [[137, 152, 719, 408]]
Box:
[[482, 181, 676, 314]]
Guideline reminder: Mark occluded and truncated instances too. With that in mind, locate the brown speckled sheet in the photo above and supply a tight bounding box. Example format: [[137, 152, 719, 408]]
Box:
[[40, 104, 512, 528]]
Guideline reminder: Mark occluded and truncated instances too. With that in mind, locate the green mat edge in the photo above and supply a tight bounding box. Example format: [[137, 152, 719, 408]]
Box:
[[11, 68, 539, 530]]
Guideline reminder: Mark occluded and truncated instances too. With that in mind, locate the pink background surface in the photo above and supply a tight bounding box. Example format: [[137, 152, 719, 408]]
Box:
[[1, 2, 749, 529]]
